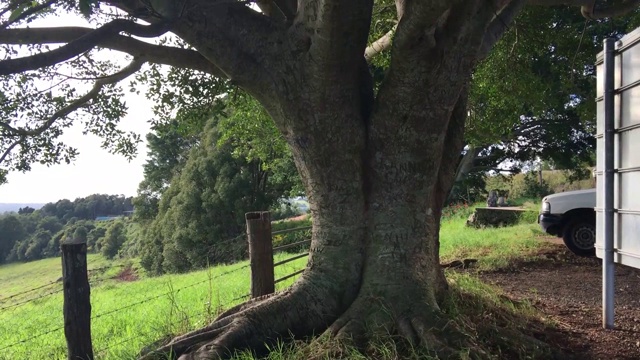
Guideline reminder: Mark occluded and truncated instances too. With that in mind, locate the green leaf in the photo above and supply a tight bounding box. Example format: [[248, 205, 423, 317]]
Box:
[[8, 1, 48, 22], [79, 0, 98, 17], [8, 3, 29, 22]]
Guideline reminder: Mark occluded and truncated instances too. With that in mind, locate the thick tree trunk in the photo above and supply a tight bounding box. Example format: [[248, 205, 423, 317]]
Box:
[[142, 83, 470, 359], [143, 2, 497, 360]]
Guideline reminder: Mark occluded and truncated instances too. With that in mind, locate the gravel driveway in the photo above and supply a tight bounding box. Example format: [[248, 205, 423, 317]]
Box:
[[479, 243, 640, 359]]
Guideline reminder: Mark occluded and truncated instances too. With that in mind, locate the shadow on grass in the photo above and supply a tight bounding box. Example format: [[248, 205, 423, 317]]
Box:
[[221, 273, 574, 360]]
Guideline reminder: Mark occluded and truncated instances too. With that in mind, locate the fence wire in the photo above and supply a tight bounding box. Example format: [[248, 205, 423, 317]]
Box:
[[95, 306, 229, 356], [1, 229, 308, 354], [0, 263, 250, 352], [0, 264, 126, 309], [91, 263, 250, 321], [0, 281, 59, 303], [0, 323, 65, 352], [0, 288, 64, 311]]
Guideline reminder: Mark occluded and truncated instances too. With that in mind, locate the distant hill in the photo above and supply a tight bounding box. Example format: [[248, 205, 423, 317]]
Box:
[[0, 203, 45, 214]]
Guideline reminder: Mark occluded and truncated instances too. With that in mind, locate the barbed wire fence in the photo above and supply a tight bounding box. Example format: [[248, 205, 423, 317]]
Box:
[[0, 266, 131, 316], [0, 212, 311, 358], [0, 264, 253, 354]]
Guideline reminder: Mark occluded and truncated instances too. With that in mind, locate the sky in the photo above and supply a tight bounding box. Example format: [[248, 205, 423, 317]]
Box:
[[0, 3, 268, 204], [0, 93, 153, 203], [0, 9, 154, 204]]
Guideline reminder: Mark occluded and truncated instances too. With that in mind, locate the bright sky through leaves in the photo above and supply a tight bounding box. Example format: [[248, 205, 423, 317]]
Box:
[[0, 12, 153, 203]]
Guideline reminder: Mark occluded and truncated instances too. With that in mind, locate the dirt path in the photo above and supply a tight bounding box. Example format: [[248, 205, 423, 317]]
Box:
[[478, 243, 640, 359]]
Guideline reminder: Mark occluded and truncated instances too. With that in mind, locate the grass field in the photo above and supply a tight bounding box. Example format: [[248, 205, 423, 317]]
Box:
[[0, 209, 552, 360], [0, 253, 306, 360]]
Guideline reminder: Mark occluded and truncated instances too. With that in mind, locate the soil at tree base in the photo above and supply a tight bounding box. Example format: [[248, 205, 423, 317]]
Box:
[[477, 243, 640, 359]]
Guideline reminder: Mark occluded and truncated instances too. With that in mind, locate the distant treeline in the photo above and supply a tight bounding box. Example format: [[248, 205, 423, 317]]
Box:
[[31, 194, 134, 221], [0, 194, 134, 264]]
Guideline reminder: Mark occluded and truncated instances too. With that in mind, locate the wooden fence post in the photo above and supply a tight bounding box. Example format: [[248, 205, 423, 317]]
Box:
[[61, 239, 94, 360], [246, 211, 274, 298]]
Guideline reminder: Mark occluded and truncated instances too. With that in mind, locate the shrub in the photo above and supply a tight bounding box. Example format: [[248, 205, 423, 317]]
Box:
[[100, 221, 127, 259], [441, 203, 473, 222], [272, 217, 312, 254], [512, 171, 552, 199]]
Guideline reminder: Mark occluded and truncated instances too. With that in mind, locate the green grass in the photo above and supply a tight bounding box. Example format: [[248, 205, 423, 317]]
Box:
[[439, 207, 551, 270], [0, 254, 136, 301], [440, 221, 546, 269], [225, 273, 556, 360], [0, 209, 554, 360], [0, 253, 307, 360]]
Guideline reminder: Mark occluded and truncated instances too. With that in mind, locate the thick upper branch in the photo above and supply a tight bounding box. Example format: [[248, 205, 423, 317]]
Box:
[[0, 19, 169, 75], [479, 0, 528, 59], [0, 26, 223, 76], [167, 0, 286, 94], [299, 0, 373, 71]]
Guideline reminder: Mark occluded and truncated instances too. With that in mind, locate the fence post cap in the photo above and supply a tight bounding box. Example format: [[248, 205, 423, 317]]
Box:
[[61, 238, 87, 246], [245, 211, 271, 221]]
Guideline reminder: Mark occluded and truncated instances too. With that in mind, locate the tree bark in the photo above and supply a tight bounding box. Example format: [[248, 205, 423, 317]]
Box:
[[143, 72, 474, 360], [61, 241, 94, 360], [1, 0, 637, 357], [141, 2, 517, 359]]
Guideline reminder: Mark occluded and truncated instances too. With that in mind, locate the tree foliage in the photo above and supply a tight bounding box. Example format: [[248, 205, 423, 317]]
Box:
[[133, 119, 204, 222], [2, 0, 640, 358], [0, 193, 132, 263], [0, 214, 24, 261], [139, 111, 298, 274], [40, 194, 133, 221], [133, 88, 301, 273], [446, 6, 640, 203], [100, 220, 126, 259]]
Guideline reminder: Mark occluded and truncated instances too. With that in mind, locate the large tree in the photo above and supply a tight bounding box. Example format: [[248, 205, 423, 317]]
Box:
[[1, 0, 639, 358]]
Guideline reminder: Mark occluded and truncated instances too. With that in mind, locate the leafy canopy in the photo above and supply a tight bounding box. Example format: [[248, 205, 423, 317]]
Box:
[[1, 0, 639, 186]]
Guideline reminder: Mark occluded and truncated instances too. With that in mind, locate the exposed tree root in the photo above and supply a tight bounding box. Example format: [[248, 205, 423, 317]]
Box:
[[139, 277, 352, 360], [326, 293, 485, 360], [139, 278, 572, 360]]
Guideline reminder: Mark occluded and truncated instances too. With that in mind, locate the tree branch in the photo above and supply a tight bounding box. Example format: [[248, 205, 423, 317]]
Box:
[[0, 137, 24, 165], [392, 0, 456, 51], [0, 58, 144, 137], [479, 0, 527, 59], [363, 0, 406, 63], [0, 19, 169, 75], [272, 0, 296, 20], [0, 26, 223, 75], [395, 0, 406, 19], [165, 0, 291, 94], [528, 0, 640, 19], [364, 26, 396, 62]]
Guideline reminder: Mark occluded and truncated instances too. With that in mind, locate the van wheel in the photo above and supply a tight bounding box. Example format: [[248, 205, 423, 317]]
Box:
[[562, 219, 596, 257]]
